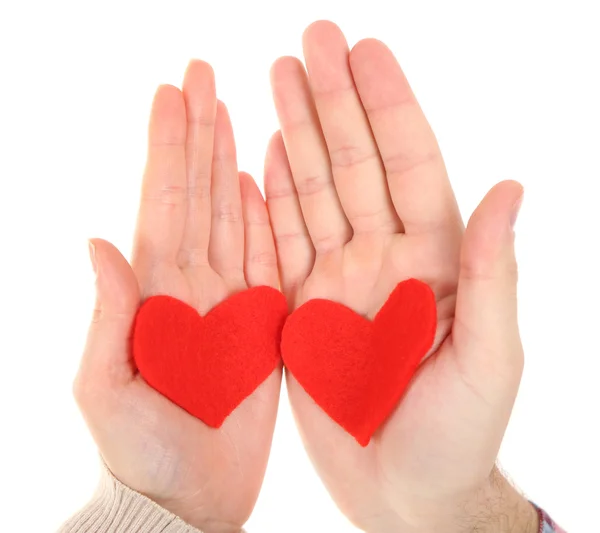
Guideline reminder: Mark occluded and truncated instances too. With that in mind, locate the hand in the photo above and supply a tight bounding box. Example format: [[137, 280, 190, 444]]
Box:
[[266, 21, 537, 533], [74, 61, 280, 533]]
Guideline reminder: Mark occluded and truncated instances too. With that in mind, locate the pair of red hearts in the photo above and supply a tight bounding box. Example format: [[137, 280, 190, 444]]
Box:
[[132, 279, 437, 446]]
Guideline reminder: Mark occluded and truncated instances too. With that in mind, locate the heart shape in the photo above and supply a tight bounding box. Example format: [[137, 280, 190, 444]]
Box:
[[281, 278, 437, 446], [132, 286, 288, 427]]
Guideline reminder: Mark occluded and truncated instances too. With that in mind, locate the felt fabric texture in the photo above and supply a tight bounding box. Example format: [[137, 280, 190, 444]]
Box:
[[281, 278, 437, 446], [132, 286, 288, 428]]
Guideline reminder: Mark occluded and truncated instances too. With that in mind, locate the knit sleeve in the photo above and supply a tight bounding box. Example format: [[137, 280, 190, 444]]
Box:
[[57, 463, 203, 533]]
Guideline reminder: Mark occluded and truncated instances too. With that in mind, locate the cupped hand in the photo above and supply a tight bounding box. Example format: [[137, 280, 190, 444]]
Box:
[[74, 61, 280, 533], [266, 21, 536, 533]]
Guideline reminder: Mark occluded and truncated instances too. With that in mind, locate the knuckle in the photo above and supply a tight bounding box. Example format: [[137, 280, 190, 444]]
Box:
[[458, 260, 494, 282], [384, 150, 440, 177], [329, 144, 377, 169], [142, 185, 187, 207], [187, 180, 211, 200], [148, 136, 185, 148], [460, 256, 519, 283], [295, 174, 330, 197], [312, 234, 344, 255], [213, 202, 242, 223], [187, 115, 216, 128], [265, 184, 295, 200], [274, 231, 309, 248], [249, 251, 278, 267]]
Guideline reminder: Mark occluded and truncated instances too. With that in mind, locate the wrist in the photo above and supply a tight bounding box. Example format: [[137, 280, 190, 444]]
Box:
[[376, 468, 539, 533], [59, 462, 204, 533], [152, 495, 244, 533], [451, 468, 539, 533]]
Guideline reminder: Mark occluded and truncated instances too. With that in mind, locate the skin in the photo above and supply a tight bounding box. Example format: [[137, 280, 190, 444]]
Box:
[[74, 21, 538, 533], [265, 21, 537, 533], [74, 62, 281, 533]]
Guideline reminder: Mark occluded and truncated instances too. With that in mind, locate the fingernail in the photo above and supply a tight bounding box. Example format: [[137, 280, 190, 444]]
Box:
[[510, 190, 524, 229], [88, 240, 97, 275]]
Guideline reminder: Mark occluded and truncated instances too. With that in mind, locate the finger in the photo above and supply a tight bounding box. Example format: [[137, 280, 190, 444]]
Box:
[[208, 101, 245, 286], [179, 60, 217, 269], [270, 56, 352, 254], [75, 239, 140, 394], [349, 39, 462, 235], [239, 171, 279, 289], [133, 85, 187, 273], [453, 180, 524, 396], [303, 21, 400, 234], [263, 131, 314, 298]]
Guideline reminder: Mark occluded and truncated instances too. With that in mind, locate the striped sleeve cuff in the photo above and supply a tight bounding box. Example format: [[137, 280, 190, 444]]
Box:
[[533, 503, 567, 533]]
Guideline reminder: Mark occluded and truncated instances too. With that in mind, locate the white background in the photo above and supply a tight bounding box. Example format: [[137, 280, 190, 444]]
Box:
[[0, 1, 598, 531]]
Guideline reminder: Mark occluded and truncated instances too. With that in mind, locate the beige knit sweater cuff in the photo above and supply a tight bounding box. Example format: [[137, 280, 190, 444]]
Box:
[[58, 463, 203, 533]]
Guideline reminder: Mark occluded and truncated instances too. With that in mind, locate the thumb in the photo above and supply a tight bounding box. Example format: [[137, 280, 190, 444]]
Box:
[[76, 238, 140, 390], [452, 180, 525, 398]]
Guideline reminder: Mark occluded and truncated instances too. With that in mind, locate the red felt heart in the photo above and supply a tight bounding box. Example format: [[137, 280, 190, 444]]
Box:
[[281, 278, 437, 446], [132, 286, 288, 427]]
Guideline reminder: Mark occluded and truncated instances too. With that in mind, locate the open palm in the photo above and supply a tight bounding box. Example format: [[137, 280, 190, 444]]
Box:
[[266, 22, 525, 532], [74, 61, 280, 533]]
